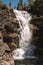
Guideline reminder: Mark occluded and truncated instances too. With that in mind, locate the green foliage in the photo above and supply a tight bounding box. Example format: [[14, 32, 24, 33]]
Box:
[[29, 0, 33, 5], [27, 0, 33, 5], [17, 0, 23, 10], [0, 0, 2, 2]]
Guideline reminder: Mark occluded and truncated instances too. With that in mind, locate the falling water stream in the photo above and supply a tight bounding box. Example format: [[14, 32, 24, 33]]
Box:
[[13, 10, 43, 65]]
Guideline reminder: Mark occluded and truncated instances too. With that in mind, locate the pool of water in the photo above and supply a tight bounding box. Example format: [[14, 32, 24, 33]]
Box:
[[15, 58, 43, 65]]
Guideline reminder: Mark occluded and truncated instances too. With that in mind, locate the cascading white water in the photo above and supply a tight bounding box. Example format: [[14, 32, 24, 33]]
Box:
[[13, 10, 37, 60]]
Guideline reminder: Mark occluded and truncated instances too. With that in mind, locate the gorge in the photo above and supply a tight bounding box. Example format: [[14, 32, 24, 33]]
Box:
[[0, 3, 43, 65]]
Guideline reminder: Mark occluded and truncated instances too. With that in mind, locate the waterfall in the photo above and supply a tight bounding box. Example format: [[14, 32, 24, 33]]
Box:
[[13, 10, 37, 60]]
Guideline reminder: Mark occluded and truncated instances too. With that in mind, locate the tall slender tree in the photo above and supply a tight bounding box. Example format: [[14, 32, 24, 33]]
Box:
[[17, 0, 23, 10], [28, 0, 34, 5], [0, 0, 2, 2]]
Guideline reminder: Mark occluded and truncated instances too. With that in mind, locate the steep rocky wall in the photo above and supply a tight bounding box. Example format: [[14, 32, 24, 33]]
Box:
[[23, 5, 43, 58], [0, 2, 20, 65], [0, 3, 20, 51], [31, 17, 43, 58]]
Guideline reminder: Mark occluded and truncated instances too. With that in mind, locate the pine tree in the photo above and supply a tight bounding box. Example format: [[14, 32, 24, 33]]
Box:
[[27, 0, 34, 5], [29, 0, 33, 5], [17, 0, 23, 10], [0, 0, 2, 3]]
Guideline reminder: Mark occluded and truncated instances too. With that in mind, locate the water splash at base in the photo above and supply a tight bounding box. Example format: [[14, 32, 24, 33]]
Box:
[[13, 10, 37, 60]]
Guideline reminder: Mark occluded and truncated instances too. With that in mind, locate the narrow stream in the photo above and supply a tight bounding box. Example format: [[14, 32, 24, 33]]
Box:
[[13, 10, 43, 65]]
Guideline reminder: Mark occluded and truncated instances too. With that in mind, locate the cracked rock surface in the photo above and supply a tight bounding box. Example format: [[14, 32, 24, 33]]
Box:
[[0, 2, 20, 65]]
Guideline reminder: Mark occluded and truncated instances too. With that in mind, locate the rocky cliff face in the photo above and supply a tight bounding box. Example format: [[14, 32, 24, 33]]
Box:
[[0, 2, 20, 65], [0, 2, 20, 50]]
